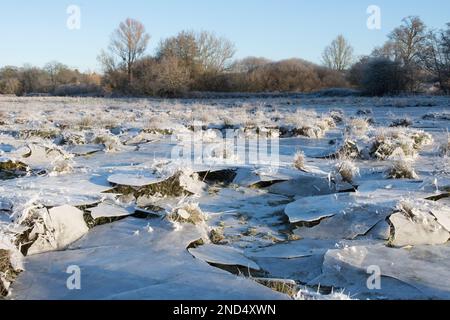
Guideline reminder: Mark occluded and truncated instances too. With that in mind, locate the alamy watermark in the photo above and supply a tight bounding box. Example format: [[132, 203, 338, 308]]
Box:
[[170, 123, 280, 170], [66, 265, 81, 290], [367, 5, 381, 30], [67, 5, 81, 30], [367, 265, 382, 290]]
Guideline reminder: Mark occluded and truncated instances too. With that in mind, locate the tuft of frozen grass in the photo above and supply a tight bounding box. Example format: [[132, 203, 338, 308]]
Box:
[[336, 138, 361, 159], [293, 151, 306, 171], [253, 278, 298, 297], [295, 288, 353, 300], [76, 116, 94, 129], [347, 118, 370, 136], [369, 128, 433, 160], [167, 202, 207, 225], [92, 132, 122, 153], [50, 156, 74, 176], [387, 159, 419, 179], [335, 160, 360, 183], [328, 109, 344, 124], [283, 110, 335, 139], [0, 235, 24, 297], [390, 118, 412, 128], [209, 228, 226, 244]]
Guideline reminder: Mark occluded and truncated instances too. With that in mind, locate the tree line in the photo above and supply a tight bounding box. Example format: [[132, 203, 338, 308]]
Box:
[[1, 16, 449, 97]]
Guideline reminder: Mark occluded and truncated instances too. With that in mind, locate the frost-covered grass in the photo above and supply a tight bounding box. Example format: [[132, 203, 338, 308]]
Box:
[[387, 159, 419, 179], [369, 128, 433, 160], [293, 151, 306, 171], [335, 160, 360, 183]]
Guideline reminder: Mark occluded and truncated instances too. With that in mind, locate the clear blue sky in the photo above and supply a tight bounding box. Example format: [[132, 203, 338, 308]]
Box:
[[1, 0, 449, 72]]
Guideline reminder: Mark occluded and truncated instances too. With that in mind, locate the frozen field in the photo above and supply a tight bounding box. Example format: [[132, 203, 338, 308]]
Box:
[[0, 95, 449, 300]]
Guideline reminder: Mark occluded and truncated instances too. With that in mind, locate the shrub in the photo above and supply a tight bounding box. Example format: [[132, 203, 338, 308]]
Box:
[[361, 58, 406, 96], [387, 159, 419, 179]]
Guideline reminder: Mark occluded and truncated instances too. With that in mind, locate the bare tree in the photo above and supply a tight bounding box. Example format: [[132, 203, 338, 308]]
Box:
[[157, 30, 235, 75], [44, 61, 67, 88], [388, 16, 428, 66], [387, 16, 429, 91], [196, 31, 236, 72], [156, 31, 200, 74], [108, 18, 150, 83], [322, 35, 354, 71], [420, 24, 450, 92]]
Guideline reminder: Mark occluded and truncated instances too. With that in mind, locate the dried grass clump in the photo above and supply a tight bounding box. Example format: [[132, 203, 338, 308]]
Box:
[[98, 117, 118, 129], [329, 109, 344, 124], [290, 126, 323, 139], [336, 139, 360, 159], [335, 160, 360, 183], [369, 129, 433, 160], [346, 118, 370, 136], [93, 133, 122, 152], [293, 151, 306, 171], [0, 111, 6, 125], [58, 132, 86, 145], [317, 117, 336, 131], [0, 249, 20, 297], [144, 114, 174, 135], [387, 159, 418, 179], [295, 288, 352, 300], [395, 200, 416, 219], [19, 129, 61, 140], [390, 118, 412, 127], [244, 227, 259, 237], [0, 159, 29, 180], [167, 203, 207, 225], [50, 157, 74, 176], [254, 278, 298, 298], [209, 228, 226, 244], [76, 116, 94, 129], [284, 110, 334, 139], [410, 131, 433, 149]]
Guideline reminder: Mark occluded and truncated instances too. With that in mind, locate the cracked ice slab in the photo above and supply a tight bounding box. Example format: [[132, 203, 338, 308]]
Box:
[[11, 218, 287, 300]]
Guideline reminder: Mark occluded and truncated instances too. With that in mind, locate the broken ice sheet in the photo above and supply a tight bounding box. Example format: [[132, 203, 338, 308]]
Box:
[[310, 243, 450, 299], [189, 244, 261, 270], [16, 143, 68, 169], [88, 202, 135, 220], [267, 175, 354, 197], [107, 173, 165, 188], [285, 193, 354, 224], [245, 239, 337, 259], [294, 204, 392, 240], [1, 173, 107, 207], [11, 218, 286, 300], [357, 179, 439, 206], [66, 144, 104, 156], [388, 200, 450, 247], [26, 205, 89, 256], [389, 213, 449, 247]]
